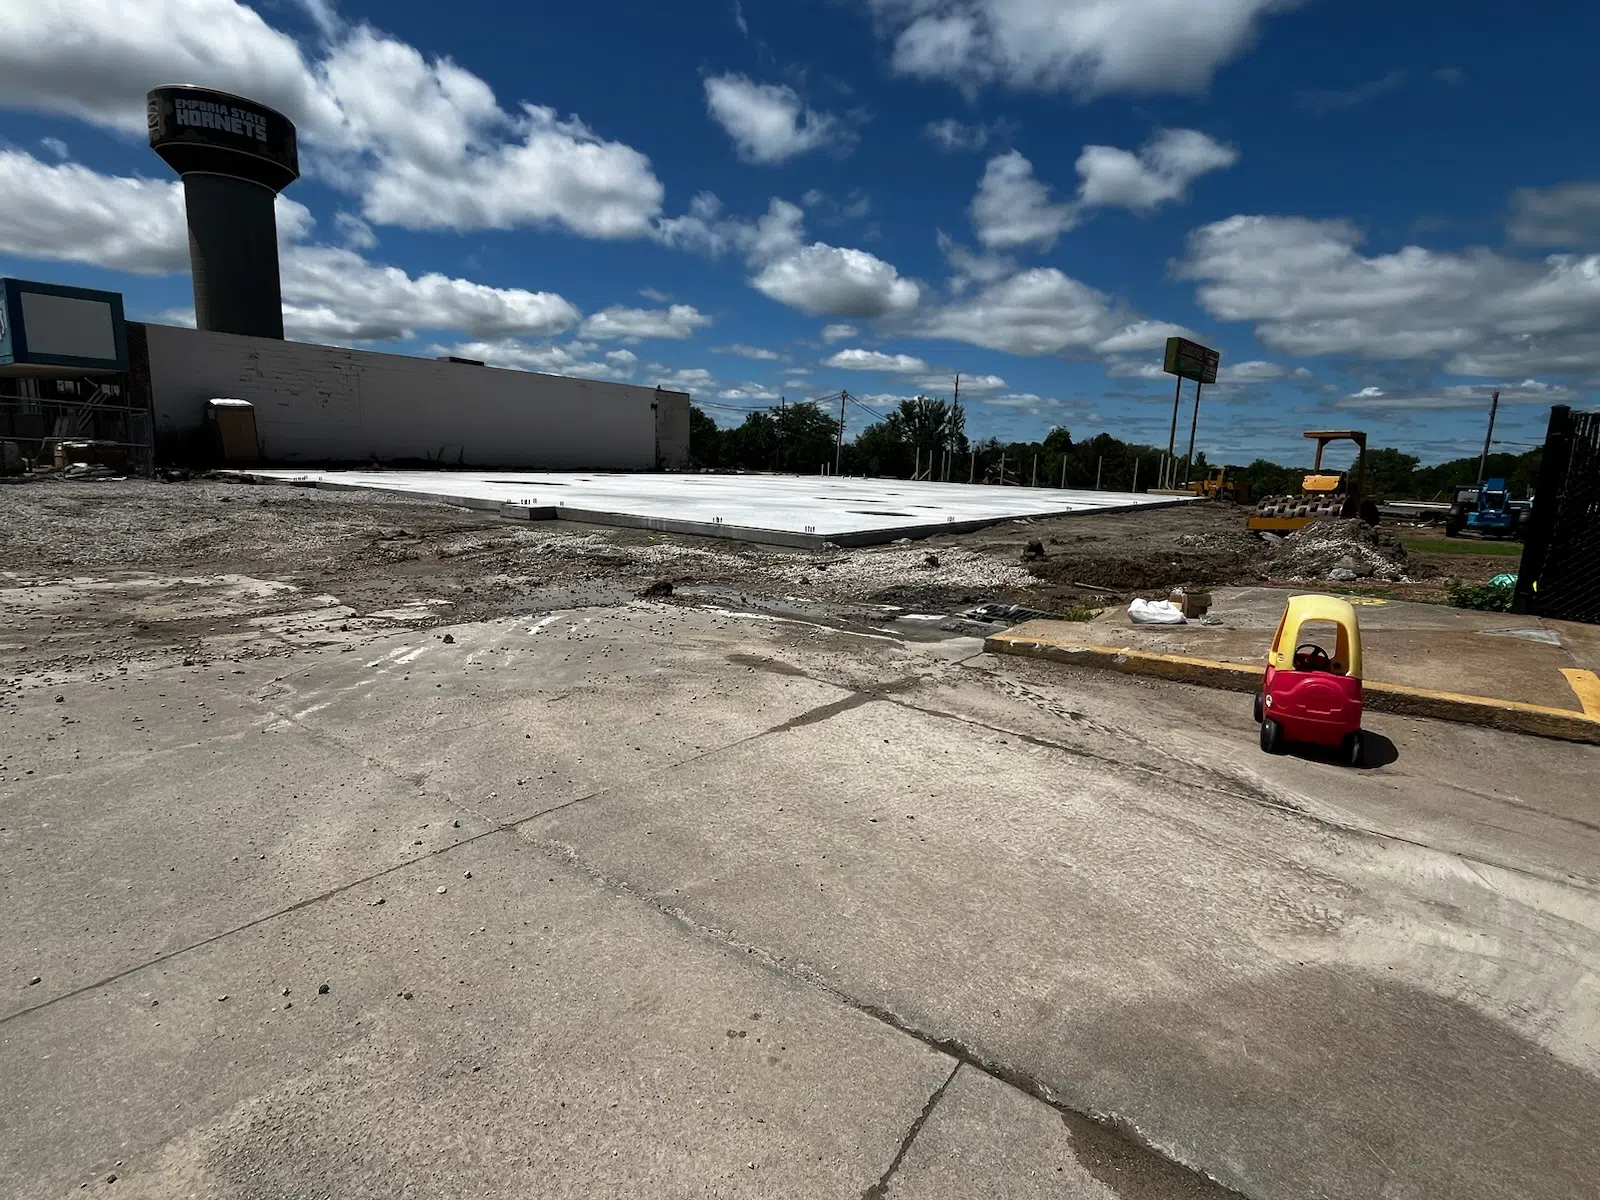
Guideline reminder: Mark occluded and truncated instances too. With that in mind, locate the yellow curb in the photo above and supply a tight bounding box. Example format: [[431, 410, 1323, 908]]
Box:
[[1560, 669, 1600, 719], [985, 628, 1600, 746]]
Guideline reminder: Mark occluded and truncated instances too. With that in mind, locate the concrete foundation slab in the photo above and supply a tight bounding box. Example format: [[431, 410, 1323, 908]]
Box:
[[233, 469, 1190, 548]]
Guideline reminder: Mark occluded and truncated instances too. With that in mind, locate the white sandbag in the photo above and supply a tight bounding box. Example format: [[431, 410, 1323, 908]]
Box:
[[1128, 598, 1187, 625]]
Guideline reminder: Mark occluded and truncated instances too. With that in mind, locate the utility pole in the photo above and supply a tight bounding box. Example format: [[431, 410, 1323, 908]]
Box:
[[777, 394, 785, 472], [1477, 389, 1500, 485], [969, 449, 975, 483], [835, 390, 846, 477]]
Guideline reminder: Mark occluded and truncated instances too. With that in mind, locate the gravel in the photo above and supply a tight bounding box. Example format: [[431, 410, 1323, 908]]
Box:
[[1273, 519, 1410, 582]]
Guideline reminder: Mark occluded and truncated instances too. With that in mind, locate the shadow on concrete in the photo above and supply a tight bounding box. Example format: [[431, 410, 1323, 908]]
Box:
[[1280, 731, 1399, 770], [1073, 963, 1598, 1200]]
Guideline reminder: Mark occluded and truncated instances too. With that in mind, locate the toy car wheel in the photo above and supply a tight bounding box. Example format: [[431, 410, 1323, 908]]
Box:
[[1252, 692, 1264, 723], [1343, 731, 1365, 768], [1260, 718, 1285, 754]]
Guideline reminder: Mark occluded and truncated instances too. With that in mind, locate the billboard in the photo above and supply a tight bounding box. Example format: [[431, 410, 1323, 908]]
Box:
[[1163, 336, 1220, 385], [0, 279, 128, 374]]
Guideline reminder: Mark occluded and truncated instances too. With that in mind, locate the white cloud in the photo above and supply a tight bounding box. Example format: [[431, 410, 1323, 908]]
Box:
[[821, 323, 860, 342], [39, 136, 69, 159], [718, 385, 782, 401], [915, 371, 998, 395], [0, 0, 336, 135], [578, 304, 711, 342], [655, 193, 915, 322], [1217, 360, 1290, 382], [825, 349, 931, 372], [784, 378, 811, 389], [281, 245, 580, 342], [924, 117, 991, 152], [293, 0, 341, 38], [639, 287, 672, 303], [0, 5, 665, 241], [866, 0, 1294, 96], [437, 338, 637, 381], [1508, 182, 1600, 248], [717, 344, 783, 360], [1295, 70, 1407, 114], [971, 132, 1234, 250], [1093, 320, 1193, 353], [703, 73, 847, 164], [754, 245, 921, 318], [1339, 379, 1573, 412], [972, 151, 1077, 249], [911, 266, 1132, 356], [0, 148, 310, 273], [333, 211, 376, 249], [653, 194, 805, 264], [652, 366, 717, 392], [1178, 213, 1600, 375], [1075, 128, 1237, 212]]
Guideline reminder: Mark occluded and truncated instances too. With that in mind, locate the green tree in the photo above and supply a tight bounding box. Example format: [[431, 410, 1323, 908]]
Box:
[[688, 405, 721, 468], [773, 401, 840, 472], [1362, 447, 1422, 499]]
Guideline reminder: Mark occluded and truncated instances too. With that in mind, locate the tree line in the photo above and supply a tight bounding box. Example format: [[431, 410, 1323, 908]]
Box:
[[690, 397, 1542, 500]]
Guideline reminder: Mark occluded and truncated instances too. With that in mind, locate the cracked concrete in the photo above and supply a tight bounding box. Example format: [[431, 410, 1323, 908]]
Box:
[[3, 601, 1598, 1198]]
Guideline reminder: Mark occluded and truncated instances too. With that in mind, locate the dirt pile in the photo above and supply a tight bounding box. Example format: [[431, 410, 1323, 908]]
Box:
[[1272, 519, 1409, 582], [1023, 527, 1267, 593]]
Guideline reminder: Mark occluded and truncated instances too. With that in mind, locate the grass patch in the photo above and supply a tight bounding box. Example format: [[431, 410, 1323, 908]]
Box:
[[1402, 537, 1523, 558]]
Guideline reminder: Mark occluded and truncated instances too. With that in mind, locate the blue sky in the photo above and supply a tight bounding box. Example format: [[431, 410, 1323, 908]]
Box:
[[3, 1, 1598, 466]]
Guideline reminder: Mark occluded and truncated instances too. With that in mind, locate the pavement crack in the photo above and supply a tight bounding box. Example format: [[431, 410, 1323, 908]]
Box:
[[861, 1062, 961, 1200], [515, 831, 1251, 1200]]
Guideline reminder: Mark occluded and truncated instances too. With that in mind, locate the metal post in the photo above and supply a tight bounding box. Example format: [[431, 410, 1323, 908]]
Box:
[[1512, 404, 1573, 614], [1132, 457, 1139, 493], [835, 390, 846, 476], [1478, 389, 1501, 485], [1060, 457, 1067, 489], [1095, 455, 1102, 490], [1165, 374, 1182, 473], [914, 447, 920, 481], [1032, 454, 1038, 486], [998, 452, 1005, 485], [969, 450, 975, 483], [1183, 379, 1203, 484]]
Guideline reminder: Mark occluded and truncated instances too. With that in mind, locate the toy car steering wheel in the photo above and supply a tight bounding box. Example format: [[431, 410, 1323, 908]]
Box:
[[1293, 643, 1332, 672]]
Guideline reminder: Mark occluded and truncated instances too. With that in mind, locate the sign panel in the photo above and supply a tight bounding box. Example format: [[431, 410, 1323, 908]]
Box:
[[1163, 336, 1220, 385], [147, 86, 299, 191], [0, 278, 128, 373]]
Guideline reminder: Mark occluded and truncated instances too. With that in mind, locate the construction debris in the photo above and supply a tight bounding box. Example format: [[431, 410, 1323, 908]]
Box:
[[1272, 519, 1409, 582]]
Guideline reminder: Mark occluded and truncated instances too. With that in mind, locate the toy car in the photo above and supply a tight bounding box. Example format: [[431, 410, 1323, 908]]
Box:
[[1254, 594, 1365, 766]]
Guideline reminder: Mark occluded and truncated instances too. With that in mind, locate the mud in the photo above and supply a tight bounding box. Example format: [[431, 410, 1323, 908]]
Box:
[[0, 479, 1501, 675]]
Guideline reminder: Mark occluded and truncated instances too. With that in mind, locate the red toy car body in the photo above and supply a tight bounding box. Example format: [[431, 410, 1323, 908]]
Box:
[[1255, 594, 1366, 766]]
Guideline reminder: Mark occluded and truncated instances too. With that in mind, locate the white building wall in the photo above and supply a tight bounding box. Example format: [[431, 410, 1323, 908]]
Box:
[[140, 324, 690, 469]]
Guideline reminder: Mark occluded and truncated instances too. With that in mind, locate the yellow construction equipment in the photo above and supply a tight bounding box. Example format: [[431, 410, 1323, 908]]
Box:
[[1187, 467, 1252, 504], [1247, 431, 1378, 533]]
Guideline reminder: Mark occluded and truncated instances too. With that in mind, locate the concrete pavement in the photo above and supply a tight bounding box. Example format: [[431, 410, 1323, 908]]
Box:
[[4, 599, 1598, 1198]]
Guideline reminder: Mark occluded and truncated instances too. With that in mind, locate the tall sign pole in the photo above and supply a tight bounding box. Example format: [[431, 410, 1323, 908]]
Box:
[[1477, 389, 1500, 485], [1184, 378, 1204, 484], [1165, 375, 1183, 488], [1161, 337, 1221, 489]]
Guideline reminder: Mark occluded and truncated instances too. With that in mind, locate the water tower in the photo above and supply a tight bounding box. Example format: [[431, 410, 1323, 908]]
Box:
[[147, 86, 300, 340]]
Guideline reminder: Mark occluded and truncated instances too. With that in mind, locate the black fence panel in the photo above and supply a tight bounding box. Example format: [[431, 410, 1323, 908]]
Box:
[[1515, 406, 1600, 624]]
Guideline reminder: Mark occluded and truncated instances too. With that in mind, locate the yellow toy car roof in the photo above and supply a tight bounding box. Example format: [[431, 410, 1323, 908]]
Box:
[[1269, 594, 1364, 678]]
